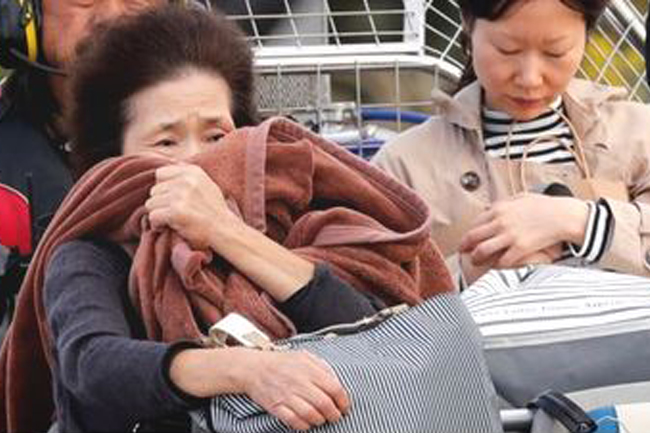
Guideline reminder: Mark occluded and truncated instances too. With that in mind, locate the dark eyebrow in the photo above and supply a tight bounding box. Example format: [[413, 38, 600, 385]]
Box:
[[156, 117, 224, 131], [201, 116, 229, 128], [158, 122, 177, 132], [150, 115, 231, 136]]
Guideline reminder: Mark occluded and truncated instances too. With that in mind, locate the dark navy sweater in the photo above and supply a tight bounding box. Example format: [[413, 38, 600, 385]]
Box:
[[44, 239, 380, 432]]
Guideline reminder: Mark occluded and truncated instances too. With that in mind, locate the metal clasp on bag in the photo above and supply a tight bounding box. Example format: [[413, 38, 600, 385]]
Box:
[[292, 303, 410, 339], [207, 304, 409, 350], [207, 313, 278, 351]]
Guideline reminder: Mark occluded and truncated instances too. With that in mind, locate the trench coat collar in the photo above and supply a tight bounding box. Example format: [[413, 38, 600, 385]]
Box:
[[432, 78, 628, 149]]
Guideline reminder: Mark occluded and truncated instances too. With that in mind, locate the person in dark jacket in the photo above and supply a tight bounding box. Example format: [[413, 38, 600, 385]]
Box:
[[0, 0, 175, 326]]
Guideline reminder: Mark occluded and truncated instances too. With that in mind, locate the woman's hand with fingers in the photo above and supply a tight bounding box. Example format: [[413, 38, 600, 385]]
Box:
[[242, 351, 350, 430], [146, 163, 315, 302], [459, 194, 588, 269], [170, 347, 349, 431], [145, 163, 239, 249]]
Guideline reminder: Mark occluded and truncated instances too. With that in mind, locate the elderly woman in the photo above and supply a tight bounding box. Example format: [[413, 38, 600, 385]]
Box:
[[372, 0, 650, 284], [0, 5, 448, 433]]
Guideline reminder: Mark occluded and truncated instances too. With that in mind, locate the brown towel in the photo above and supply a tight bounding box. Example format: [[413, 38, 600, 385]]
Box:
[[0, 118, 452, 432]]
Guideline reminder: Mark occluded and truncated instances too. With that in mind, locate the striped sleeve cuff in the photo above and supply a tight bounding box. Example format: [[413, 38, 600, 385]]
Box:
[[568, 199, 614, 263]]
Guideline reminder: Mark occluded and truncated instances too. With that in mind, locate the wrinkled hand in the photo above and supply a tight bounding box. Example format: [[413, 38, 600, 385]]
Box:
[[145, 163, 238, 249], [244, 351, 350, 431], [459, 194, 578, 269]]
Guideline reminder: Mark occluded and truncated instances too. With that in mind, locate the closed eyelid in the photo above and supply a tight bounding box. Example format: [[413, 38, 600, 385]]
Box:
[[71, 0, 95, 7], [490, 38, 520, 53], [495, 45, 521, 55], [545, 43, 573, 56]]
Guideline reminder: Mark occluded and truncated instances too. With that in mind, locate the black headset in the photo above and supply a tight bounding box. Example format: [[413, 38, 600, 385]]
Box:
[[0, 0, 41, 70], [0, 0, 211, 72]]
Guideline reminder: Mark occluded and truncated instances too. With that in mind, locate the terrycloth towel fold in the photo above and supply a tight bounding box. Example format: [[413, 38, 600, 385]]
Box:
[[0, 117, 452, 432]]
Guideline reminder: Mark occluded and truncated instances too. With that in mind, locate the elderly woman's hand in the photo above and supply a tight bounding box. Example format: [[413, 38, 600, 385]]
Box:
[[170, 347, 350, 431], [243, 350, 350, 430], [145, 163, 239, 249], [459, 194, 588, 269], [145, 162, 315, 301]]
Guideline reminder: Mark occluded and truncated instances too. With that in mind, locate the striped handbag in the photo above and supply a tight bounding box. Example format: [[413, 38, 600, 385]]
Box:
[[191, 294, 503, 433], [463, 265, 650, 407]]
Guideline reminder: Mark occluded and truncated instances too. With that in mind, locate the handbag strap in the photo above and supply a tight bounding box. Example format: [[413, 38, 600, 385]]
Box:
[[504, 106, 592, 195], [207, 313, 278, 350], [206, 304, 410, 350], [527, 391, 597, 433]]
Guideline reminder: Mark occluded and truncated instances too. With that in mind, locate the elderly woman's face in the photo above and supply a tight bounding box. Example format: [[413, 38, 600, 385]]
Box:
[[122, 69, 236, 160], [470, 0, 586, 120]]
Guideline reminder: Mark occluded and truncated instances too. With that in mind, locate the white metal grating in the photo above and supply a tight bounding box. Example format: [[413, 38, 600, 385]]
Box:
[[231, 0, 649, 157]]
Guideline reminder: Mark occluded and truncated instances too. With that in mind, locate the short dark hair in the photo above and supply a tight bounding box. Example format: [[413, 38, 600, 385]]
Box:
[[67, 4, 258, 176], [457, 0, 610, 89]]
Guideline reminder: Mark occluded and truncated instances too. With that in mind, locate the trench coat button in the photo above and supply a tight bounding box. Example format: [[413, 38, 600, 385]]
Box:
[[460, 171, 481, 192]]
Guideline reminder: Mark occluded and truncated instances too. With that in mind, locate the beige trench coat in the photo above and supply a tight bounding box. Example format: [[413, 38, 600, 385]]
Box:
[[372, 79, 650, 277]]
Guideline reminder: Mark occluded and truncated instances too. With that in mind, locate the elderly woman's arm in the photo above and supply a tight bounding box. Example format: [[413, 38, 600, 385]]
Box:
[[145, 164, 314, 298], [45, 240, 205, 431], [45, 240, 349, 431], [45, 241, 349, 431], [146, 164, 383, 330], [169, 347, 350, 430]]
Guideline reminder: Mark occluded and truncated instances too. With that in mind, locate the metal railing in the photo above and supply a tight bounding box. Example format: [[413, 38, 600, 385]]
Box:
[[234, 0, 649, 156]]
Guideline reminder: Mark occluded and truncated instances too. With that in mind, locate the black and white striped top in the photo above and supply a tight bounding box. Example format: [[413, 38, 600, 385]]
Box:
[[481, 98, 613, 264], [482, 97, 576, 164]]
